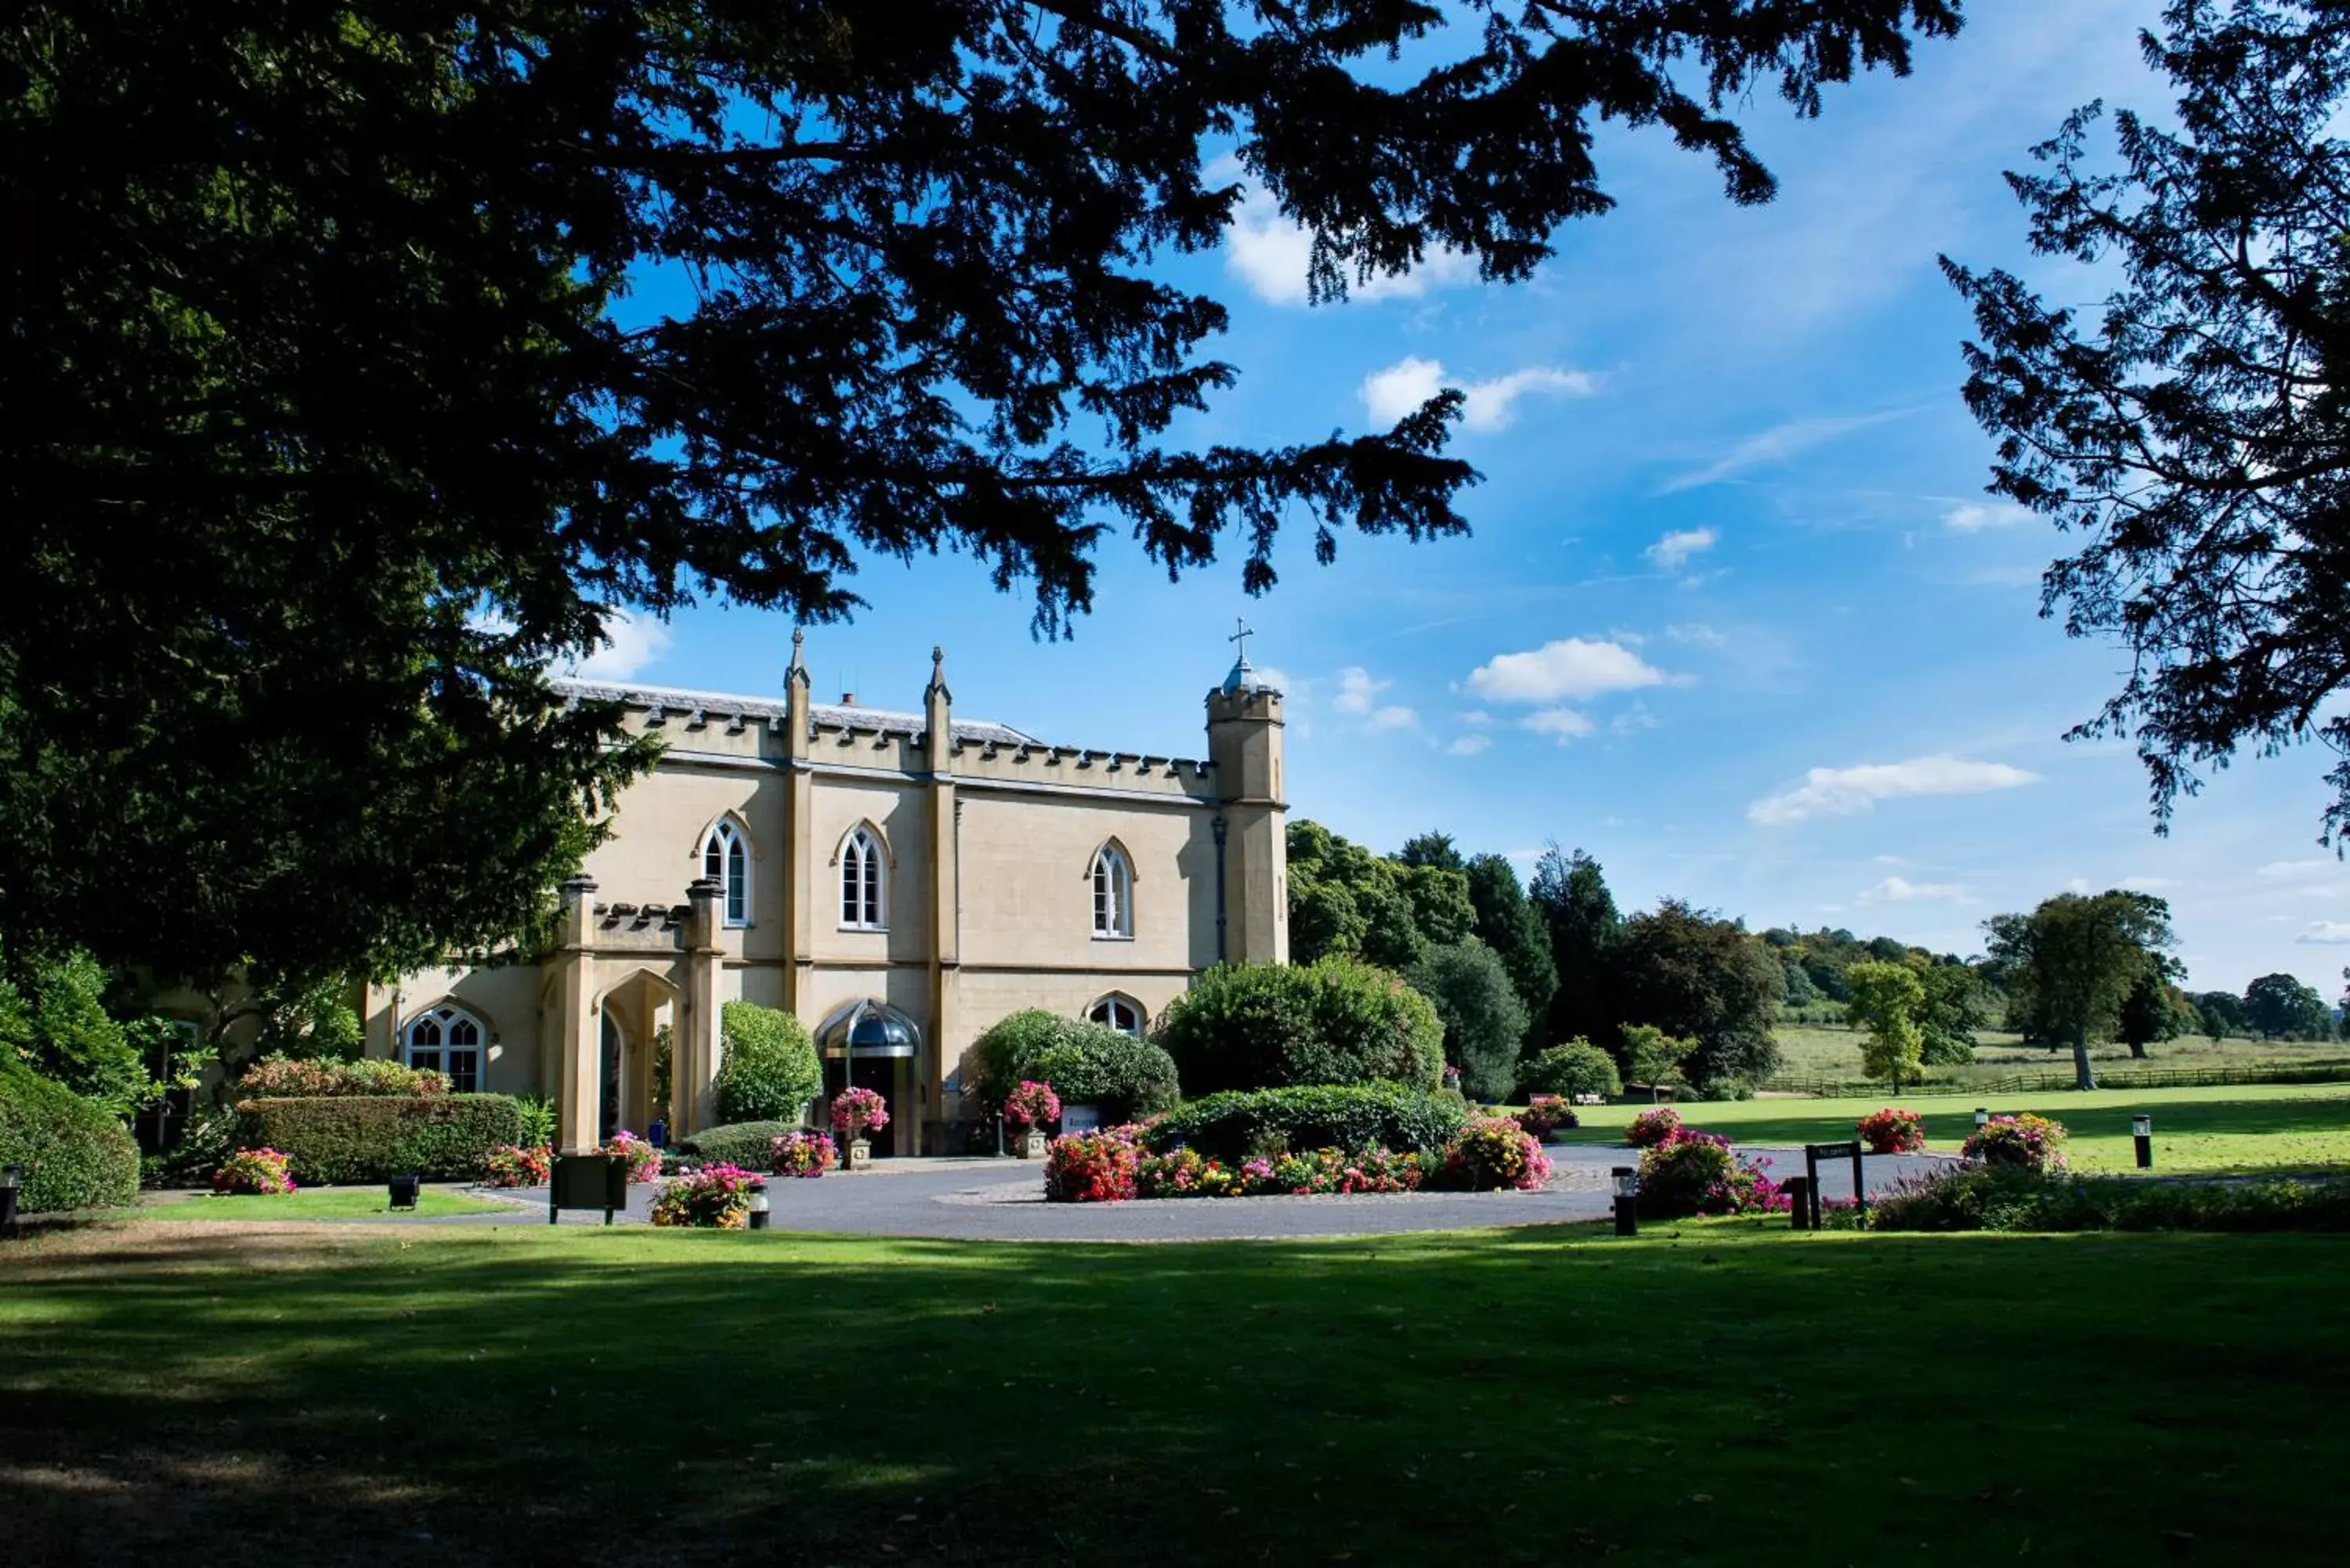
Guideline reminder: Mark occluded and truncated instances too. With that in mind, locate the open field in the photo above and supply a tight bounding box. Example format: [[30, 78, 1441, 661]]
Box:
[[1772, 1023, 2347, 1086], [1558, 1083, 2350, 1174], [4, 1218, 2348, 1565], [137, 1187, 512, 1222]]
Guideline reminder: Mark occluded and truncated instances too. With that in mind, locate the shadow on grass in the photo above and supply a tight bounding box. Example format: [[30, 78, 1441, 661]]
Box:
[[3, 1223, 2348, 1566]]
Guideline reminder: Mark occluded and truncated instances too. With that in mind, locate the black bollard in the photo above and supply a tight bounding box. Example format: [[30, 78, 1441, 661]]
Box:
[[2132, 1114, 2153, 1169], [1611, 1166, 1639, 1237], [1784, 1176, 1812, 1230]]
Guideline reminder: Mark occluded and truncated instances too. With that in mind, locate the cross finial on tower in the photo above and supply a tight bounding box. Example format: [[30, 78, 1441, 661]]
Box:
[[1229, 618, 1254, 663]]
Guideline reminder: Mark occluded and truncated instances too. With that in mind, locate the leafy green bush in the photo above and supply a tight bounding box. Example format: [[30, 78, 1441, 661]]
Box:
[[1155, 957, 1443, 1095], [1147, 1084, 1469, 1163], [714, 1002, 821, 1125], [1519, 1039, 1622, 1100], [232, 1094, 521, 1183], [1868, 1167, 2350, 1234], [678, 1119, 807, 1169], [1635, 1128, 1785, 1218], [1406, 942, 1528, 1102], [238, 1054, 446, 1098], [514, 1095, 558, 1147], [970, 1010, 1182, 1122], [1432, 1116, 1551, 1191], [0, 1063, 139, 1212]]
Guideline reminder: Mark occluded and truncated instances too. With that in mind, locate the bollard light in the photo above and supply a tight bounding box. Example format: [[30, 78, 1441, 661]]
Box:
[[387, 1173, 421, 1209], [0, 1163, 20, 1232], [1611, 1165, 1640, 1237], [1974, 1107, 1990, 1131], [747, 1187, 771, 1230], [2131, 1114, 2154, 1169]]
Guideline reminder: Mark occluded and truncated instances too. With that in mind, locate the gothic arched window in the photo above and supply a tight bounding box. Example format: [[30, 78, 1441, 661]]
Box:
[[841, 826, 886, 930], [404, 1005, 484, 1093], [1086, 995, 1144, 1037], [703, 819, 750, 927], [1090, 844, 1133, 939]]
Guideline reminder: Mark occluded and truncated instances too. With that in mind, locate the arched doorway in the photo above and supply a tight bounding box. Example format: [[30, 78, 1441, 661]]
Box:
[[815, 999, 920, 1158], [595, 970, 679, 1142]]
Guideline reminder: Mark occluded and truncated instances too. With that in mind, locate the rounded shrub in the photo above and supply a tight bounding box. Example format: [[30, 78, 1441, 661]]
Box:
[[1961, 1112, 2068, 1172], [0, 1064, 139, 1212], [1519, 1039, 1622, 1100], [1155, 957, 1443, 1095], [1146, 1083, 1469, 1163], [680, 1118, 807, 1169], [714, 1002, 822, 1125], [1435, 1116, 1551, 1191], [1636, 1128, 1785, 1218], [971, 1010, 1180, 1122]]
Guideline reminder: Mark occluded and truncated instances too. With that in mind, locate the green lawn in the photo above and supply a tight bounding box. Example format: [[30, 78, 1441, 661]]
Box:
[[1773, 1022, 2347, 1083], [1559, 1083, 2350, 1173], [137, 1186, 513, 1221], [4, 1219, 2348, 1564]]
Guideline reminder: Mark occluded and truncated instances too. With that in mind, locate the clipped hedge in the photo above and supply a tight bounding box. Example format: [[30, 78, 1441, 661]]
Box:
[[972, 1009, 1181, 1122], [1146, 1083, 1470, 1164], [678, 1118, 806, 1169], [1155, 957, 1444, 1095], [233, 1094, 521, 1184], [714, 1002, 822, 1125], [0, 1064, 139, 1212]]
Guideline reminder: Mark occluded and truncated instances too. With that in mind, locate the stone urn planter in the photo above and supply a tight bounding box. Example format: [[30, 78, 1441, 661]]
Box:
[[1017, 1129, 1050, 1160], [844, 1138, 874, 1172]]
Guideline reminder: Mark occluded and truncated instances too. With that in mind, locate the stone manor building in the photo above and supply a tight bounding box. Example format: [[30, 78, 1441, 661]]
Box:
[[360, 633, 1289, 1155]]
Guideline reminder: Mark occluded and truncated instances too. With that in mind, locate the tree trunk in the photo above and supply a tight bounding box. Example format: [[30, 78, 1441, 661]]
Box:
[[2127, 1039, 2147, 1060], [2070, 1028, 2097, 1092]]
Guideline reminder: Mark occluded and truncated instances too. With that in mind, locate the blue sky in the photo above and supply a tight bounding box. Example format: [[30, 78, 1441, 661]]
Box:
[[584, 0, 2348, 996]]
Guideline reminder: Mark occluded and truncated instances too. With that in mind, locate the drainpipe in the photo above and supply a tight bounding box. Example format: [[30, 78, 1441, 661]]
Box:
[[1212, 815, 1229, 963]]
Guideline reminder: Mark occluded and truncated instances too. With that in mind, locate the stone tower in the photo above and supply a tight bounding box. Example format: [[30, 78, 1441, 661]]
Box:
[[1205, 637, 1289, 966]]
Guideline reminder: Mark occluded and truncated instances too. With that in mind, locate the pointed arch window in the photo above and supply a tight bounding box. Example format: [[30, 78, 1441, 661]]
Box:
[[1091, 844, 1133, 940], [404, 1005, 483, 1093], [841, 826, 886, 930], [703, 820, 750, 927], [1087, 995, 1144, 1037]]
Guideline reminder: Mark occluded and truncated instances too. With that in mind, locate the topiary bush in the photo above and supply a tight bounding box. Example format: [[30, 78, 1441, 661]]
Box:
[[680, 1118, 807, 1169], [0, 1064, 140, 1212], [1154, 957, 1443, 1095], [1146, 1083, 1468, 1163], [971, 1010, 1181, 1122], [232, 1094, 521, 1184], [1519, 1039, 1622, 1100], [713, 1002, 822, 1125]]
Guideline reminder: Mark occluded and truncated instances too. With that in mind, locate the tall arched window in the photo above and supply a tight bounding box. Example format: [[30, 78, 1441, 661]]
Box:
[[1091, 844, 1133, 939], [703, 819, 750, 927], [841, 826, 886, 930], [1087, 995, 1144, 1037], [405, 1004, 484, 1093]]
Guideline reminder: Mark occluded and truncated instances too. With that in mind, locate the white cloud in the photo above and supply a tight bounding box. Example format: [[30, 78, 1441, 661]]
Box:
[[1858, 876, 1968, 904], [2260, 858, 2337, 880], [1447, 735, 1493, 757], [1521, 708, 1596, 744], [1225, 182, 1477, 307], [1645, 528, 1719, 571], [1365, 704, 1417, 734], [1611, 705, 1659, 735], [1662, 408, 1914, 493], [2297, 884, 2344, 900], [1747, 755, 2041, 826], [1665, 623, 1727, 649], [1359, 356, 1596, 432], [2297, 920, 2350, 945], [1331, 667, 1390, 714], [1943, 501, 2034, 533], [1872, 854, 1910, 866], [2120, 875, 2179, 892], [1249, 665, 1293, 695], [1459, 710, 1494, 728], [569, 608, 671, 681], [1468, 638, 1669, 704]]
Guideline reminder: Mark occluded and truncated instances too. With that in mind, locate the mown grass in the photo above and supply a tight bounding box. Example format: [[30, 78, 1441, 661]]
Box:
[[2, 1219, 2347, 1565], [1556, 1083, 2350, 1174], [134, 1187, 512, 1222], [1773, 1023, 2347, 1082]]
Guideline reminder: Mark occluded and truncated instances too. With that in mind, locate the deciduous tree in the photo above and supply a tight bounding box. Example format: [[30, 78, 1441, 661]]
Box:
[[1983, 891, 2176, 1089], [1608, 900, 1783, 1093], [1, 0, 1964, 995], [2243, 971, 2334, 1040], [1531, 844, 1622, 1049], [1846, 960, 1926, 1090], [1407, 942, 1529, 1104], [1463, 854, 1558, 1053]]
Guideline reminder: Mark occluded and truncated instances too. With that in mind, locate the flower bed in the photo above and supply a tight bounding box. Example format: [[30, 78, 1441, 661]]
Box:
[[1626, 1107, 1682, 1148], [602, 1129, 660, 1183], [483, 1143, 551, 1187], [214, 1147, 297, 1195], [1126, 1144, 1426, 1200], [1435, 1117, 1551, 1192], [830, 1087, 890, 1141], [1515, 1098, 1578, 1140], [1961, 1112, 2068, 1173], [1636, 1126, 1785, 1218], [650, 1163, 766, 1228], [1856, 1107, 1926, 1154], [770, 1130, 838, 1178], [1044, 1125, 1143, 1202]]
